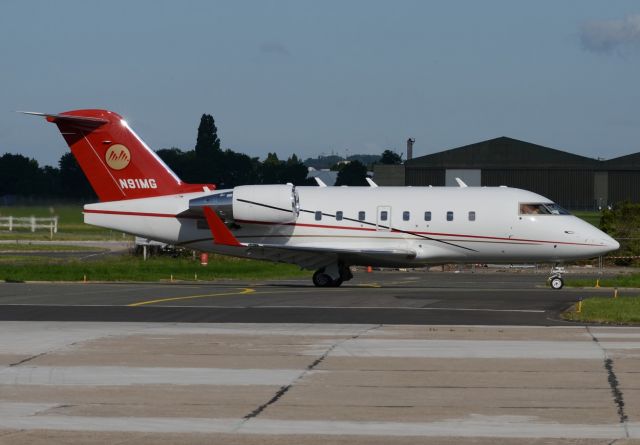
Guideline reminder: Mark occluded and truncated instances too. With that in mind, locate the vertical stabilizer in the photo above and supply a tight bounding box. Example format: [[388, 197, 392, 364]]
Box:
[[26, 109, 212, 201]]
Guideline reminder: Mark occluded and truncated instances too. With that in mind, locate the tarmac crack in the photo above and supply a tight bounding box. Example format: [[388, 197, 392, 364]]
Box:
[[587, 326, 629, 438], [8, 352, 47, 367], [238, 324, 382, 426]]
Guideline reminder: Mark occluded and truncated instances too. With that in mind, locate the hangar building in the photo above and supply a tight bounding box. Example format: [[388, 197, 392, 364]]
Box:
[[392, 136, 640, 210]]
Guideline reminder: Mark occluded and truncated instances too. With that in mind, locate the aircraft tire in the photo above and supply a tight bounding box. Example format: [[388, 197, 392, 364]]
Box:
[[550, 277, 564, 290], [312, 270, 333, 287]]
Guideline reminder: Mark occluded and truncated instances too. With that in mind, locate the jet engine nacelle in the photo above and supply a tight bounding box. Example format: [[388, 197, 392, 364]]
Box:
[[189, 184, 299, 224], [232, 184, 299, 223]]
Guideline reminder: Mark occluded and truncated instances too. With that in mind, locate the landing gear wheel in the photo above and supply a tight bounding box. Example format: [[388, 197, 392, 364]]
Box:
[[550, 276, 564, 290], [312, 269, 333, 287], [313, 263, 351, 287]]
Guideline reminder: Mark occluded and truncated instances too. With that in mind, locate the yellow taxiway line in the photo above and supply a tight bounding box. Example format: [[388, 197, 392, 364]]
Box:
[[128, 288, 256, 307], [128, 282, 386, 307]]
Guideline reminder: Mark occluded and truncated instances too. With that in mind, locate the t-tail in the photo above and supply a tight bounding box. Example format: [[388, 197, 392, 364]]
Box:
[[22, 109, 214, 201]]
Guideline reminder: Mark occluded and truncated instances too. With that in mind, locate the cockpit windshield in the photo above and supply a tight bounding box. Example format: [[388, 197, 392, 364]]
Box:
[[519, 203, 570, 215]]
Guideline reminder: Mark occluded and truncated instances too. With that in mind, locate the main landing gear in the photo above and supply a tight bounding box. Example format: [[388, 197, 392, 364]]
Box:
[[312, 263, 353, 287], [548, 265, 565, 290]]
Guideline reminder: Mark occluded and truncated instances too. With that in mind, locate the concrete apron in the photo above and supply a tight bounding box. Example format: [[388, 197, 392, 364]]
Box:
[[0, 322, 639, 442]]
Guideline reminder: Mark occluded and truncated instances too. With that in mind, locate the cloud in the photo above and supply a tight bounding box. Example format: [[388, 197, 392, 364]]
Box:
[[580, 14, 640, 54], [259, 42, 291, 57]]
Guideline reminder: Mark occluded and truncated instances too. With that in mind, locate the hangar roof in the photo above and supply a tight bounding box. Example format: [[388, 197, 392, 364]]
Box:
[[405, 137, 599, 169], [605, 152, 640, 170]]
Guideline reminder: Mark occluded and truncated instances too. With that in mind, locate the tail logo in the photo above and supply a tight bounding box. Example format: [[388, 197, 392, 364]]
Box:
[[105, 144, 131, 170]]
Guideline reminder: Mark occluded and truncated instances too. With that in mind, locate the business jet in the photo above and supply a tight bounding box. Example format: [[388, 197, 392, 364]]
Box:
[[24, 109, 619, 289]]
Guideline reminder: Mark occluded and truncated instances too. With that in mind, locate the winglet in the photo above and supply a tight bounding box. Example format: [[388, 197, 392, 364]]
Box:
[[203, 207, 242, 247], [365, 177, 378, 187], [314, 177, 327, 187], [455, 177, 468, 188]]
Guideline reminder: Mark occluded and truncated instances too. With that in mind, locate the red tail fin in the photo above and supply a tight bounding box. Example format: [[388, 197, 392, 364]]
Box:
[[31, 109, 213, 201]]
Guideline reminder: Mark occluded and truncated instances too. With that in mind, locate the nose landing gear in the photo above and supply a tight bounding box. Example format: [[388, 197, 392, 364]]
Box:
[[548, 265, 565, 290]]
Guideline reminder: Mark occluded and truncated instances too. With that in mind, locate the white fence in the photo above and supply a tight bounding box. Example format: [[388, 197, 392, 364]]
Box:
[[0, 216, 58, 233]]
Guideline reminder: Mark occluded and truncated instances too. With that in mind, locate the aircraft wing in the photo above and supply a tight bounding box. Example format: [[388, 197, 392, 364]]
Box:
[[243, 243, 417, 270]]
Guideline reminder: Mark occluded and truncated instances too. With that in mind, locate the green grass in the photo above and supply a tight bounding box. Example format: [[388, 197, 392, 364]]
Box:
[[0, 205, 83, 223], [567, 274, 640, 288], [0, 254, 309, 282], [563, 296, 640, 324], [0, 243, 104, 252], [0, 204, 309, 282], [0, 205, 129, 240]]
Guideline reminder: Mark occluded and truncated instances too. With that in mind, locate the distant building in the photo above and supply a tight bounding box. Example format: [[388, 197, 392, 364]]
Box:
[[373, 136, 640, 210], [603, 152, 640, 205], [372, 164, 405, 186]]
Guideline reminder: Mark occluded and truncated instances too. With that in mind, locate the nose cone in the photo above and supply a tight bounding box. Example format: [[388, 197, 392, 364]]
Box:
[[603, 234, 620, 252], [591, 229, 619, 255]]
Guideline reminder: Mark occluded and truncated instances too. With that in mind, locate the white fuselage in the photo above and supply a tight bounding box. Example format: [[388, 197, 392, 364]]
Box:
[[84, 186, 618, 266]]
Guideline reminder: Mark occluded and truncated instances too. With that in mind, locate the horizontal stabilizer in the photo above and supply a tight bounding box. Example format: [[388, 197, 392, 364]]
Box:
[[18, 111, 108, 127]]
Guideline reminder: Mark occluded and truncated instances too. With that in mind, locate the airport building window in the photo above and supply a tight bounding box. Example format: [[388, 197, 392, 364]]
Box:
[[424, 211, 431, 221], [358, 211, 366, 221], [315, 211, 322, 221], [447, 211, 454, 221], [403, 211, 410, 221], [380, 211, 388, 221], [469, 211, 476, 221], [336, 211, 343, 221]]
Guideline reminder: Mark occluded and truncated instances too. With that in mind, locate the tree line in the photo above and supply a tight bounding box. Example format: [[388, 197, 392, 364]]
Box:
[[0, 114, 404, 203]]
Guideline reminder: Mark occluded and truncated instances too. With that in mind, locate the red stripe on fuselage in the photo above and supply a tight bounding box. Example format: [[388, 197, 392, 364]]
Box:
[[82, 209, 605, 247]]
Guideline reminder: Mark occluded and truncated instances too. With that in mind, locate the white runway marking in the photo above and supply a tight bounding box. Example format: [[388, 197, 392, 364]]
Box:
[[311, 339, 609, 359], [591, 333, 640, 339], [0, 322, 375, 356], [0, 403, 634, 439], [0, 366, 303, 386]]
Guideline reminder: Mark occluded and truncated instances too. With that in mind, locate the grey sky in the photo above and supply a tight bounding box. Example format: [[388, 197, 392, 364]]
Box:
[[1, 0, 639, 167]]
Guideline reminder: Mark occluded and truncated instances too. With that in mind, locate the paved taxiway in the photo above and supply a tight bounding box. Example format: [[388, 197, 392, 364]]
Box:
[[1, 270, 639, 444], [0, 270, 625, 325]]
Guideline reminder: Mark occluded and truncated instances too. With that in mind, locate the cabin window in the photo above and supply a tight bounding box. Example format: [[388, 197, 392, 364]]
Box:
[[447, 211, 454, 221], [424, 211, 431, 221], [336, 211, 343, 221], [403, 211, 410, 221], [315, 211, 322, 221], [358, 211, 366, 221], [468, 211, 476, 221], [380, 211, 388, 221]]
